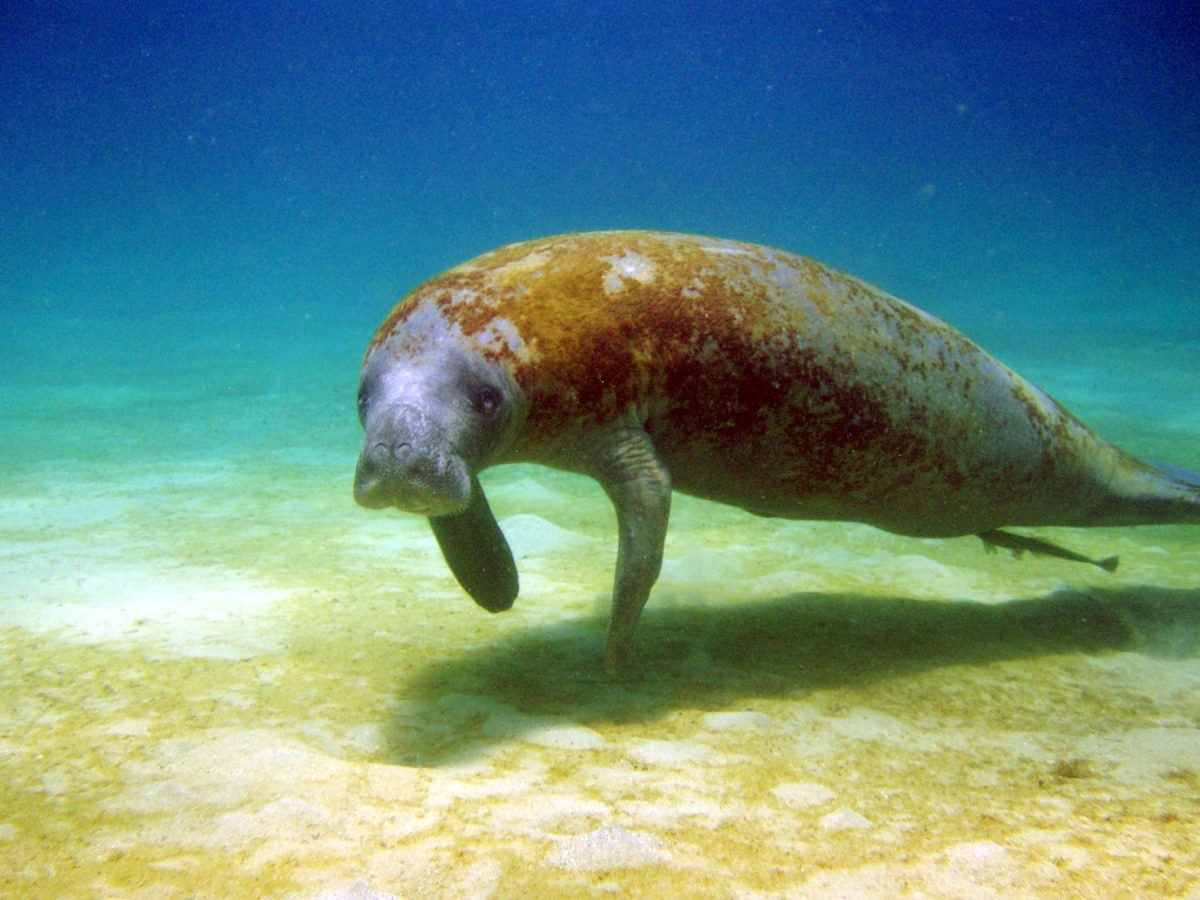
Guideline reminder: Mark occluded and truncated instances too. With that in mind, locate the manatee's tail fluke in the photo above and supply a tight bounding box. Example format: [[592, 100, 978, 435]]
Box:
[[978, 529, 1119, 573], [1151, 461, 1200, 489], [1077, 452, 1200, 528]]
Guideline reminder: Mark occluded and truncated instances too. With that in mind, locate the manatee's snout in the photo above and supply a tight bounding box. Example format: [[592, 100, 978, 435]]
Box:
[[353, 429, 471, 516]]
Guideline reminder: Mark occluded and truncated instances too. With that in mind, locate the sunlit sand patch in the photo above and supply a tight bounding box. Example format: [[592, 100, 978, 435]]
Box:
[[546, 825, 670, 871], [0, 550, 290, 658], [498, 513, 596, 559]]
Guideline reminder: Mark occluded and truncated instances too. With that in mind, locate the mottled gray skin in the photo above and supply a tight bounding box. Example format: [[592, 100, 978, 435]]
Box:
[[354, 231, 1200, 672]]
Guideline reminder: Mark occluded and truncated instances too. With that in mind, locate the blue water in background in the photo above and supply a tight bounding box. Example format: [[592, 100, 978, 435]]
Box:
[[4, 1, 1197, 340]]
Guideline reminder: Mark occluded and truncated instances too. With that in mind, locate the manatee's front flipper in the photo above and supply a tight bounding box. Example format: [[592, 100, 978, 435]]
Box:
[[584, 427, 672, 675], [429, 476, 518, 612]]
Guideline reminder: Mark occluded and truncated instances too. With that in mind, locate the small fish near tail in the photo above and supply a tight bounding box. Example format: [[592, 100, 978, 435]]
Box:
[[978, 529, 1119, 573]]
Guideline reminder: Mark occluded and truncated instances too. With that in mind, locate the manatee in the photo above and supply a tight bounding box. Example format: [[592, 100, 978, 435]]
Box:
[[353, 231, 1200, 672]]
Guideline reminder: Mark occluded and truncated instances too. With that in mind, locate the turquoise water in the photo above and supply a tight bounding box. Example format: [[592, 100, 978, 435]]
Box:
[[2, 5, 1199, 898]]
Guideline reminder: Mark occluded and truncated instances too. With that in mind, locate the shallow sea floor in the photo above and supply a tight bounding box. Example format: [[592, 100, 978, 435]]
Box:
[[2, 316, 1200, 898]]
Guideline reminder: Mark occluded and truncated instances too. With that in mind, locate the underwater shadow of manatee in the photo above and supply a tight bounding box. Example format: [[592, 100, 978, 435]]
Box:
[[386, 585, 1200, 765]]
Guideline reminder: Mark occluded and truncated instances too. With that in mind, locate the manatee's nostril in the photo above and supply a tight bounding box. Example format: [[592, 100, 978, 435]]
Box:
[[365, 441, 390, 468], [391, 442, 414, 462]]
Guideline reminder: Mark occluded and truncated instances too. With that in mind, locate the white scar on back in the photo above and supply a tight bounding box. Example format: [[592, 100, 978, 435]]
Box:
[[602, 251, 658, 294]]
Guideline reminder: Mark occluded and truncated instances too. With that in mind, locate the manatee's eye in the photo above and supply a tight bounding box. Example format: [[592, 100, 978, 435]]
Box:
[[471, 383, 504, 418], [356, 385, 371, 425]]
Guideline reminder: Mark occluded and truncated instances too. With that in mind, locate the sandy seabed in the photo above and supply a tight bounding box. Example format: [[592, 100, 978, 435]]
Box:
[[2, 327, 1200, 899]]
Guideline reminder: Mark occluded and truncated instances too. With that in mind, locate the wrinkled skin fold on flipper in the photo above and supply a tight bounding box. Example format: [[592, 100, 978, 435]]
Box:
[[575, 425, 673, 675], [428, 476, 518, 613]]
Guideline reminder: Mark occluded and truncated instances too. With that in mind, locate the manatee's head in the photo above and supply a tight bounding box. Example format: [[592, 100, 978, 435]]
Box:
[[353, 301, 525, 516]]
